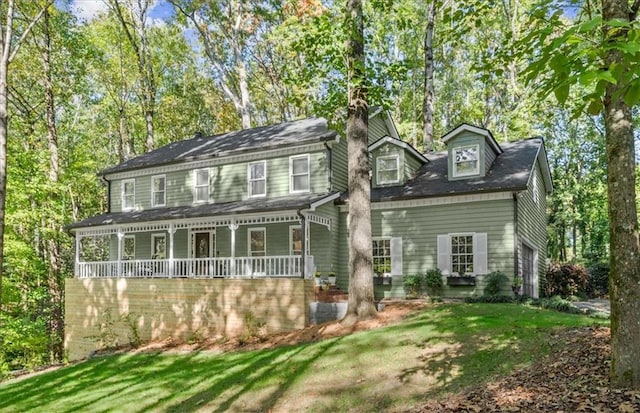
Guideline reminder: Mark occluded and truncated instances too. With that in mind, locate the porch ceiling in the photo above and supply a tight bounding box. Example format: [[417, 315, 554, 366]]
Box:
[[69, 192, 338, 235]]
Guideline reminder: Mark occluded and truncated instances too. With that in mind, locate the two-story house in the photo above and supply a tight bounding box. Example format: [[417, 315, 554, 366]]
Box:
[[65, 110, 552, 360]]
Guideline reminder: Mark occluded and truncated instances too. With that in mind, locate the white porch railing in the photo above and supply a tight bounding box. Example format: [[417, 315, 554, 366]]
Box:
[[76, 255, 314, 279]]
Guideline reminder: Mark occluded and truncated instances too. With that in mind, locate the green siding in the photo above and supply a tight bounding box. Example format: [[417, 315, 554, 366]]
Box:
[[368, 115, 390, 144], [336, 199, 516, 298], [404, 151, 423, 181], [109, 150, 329, 212], [331, 138, 348, 192], [517, 160, 548, 296], [312, 203, 340, 275]]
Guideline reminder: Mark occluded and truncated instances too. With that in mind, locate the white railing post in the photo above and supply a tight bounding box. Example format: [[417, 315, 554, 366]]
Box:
[[168, 224, 175, 278]]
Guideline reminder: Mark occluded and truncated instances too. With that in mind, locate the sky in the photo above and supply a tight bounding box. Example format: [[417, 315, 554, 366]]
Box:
[[68, 0, 174, 23]]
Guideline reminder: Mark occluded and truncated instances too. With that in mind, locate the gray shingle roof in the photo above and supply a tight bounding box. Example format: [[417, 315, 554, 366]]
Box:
[[356, 138, 546, 202], [69, 193, 337, 230], [102, 117, 336, 175]]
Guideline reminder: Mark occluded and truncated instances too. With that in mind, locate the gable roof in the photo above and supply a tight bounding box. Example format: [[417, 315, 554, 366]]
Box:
[[368, 136, 429, 164], [441, 123, 503, 155], [102, 118, 337, 176], [342, 138, 550, 203]]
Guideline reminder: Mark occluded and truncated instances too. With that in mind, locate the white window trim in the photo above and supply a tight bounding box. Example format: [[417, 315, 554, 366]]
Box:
[[449, 233, 475, 275], [151, 174, 166, 207], [248, 227, 266, 256], [532, 167, 539, 205], [122, 235, 135, 260], [437, 232, 488, 276], [194, 168, 210, 203], [151, 233, 166, 260], [289, 154, 310, 193], [248, 160, 267, 198], [121, 178, 135, 211], [452, 144, 480, 177], [376, 154, 400, 185], [372, 237, 392, 277]]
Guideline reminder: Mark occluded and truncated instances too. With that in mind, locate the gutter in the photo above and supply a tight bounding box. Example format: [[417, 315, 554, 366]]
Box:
[[324, 140, 333, 191], [102, 175, 111, 214], [513, 192, 519, 276]]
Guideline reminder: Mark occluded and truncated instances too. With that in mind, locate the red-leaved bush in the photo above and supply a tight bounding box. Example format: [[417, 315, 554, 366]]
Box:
[[544, 263, 589, 298]]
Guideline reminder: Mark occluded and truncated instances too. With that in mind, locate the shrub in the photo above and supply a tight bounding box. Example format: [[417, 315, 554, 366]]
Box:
[[424, 269, 444, 296], [539, 295, 582, 314], [465, 295, 514, 303], [403, 274, 424, 298], [544, 263, 589, 298], [484, 271, 509, 297], [587, 262, 609, 298]]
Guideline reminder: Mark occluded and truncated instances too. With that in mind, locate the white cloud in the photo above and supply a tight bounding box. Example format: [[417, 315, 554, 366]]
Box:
[[71, 0, 108, 22]]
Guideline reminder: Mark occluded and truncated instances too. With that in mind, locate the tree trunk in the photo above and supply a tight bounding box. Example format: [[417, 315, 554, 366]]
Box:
[[41, 7, 64, 361], [343, 0, 376, 324], [602, 0, 640, 389], [422, 0, 436, 152]]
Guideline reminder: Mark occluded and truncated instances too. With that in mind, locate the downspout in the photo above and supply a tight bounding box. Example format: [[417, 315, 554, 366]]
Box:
[[324, 140, 333, 192], [513, 192, 519, 277], [102, 175, 111, 213]]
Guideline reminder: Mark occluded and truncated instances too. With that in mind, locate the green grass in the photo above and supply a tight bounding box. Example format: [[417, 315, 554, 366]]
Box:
[[0, 303, 607, 412]]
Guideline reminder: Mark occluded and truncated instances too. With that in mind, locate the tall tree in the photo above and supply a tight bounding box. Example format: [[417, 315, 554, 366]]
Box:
[[601, 0, 640, 388], [344, 0, 376, 324], [107, 0, 157, 152], [517, 0, 640, 388], [0, 0, 52, 312], [423, 0, 436, 152]]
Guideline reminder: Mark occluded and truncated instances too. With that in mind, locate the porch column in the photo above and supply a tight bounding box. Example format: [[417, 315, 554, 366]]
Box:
[[168, 224, 175, 278], [229, 220, 238, 277], [300, 213, 307, 278], [75, 234, 81, 276], [117, 230, 124, 277]]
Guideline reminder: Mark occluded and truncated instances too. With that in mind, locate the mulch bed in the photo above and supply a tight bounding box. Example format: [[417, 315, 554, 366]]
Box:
[[410, 326, 640, 412]]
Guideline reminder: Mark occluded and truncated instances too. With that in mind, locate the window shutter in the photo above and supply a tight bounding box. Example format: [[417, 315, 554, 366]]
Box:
[[390, 237, 403, 275], [437, 234, 451, 274], [473, 233, 488, 274]]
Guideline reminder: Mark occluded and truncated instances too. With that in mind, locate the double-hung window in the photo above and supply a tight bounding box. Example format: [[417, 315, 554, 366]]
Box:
[[151, 175, 166, 207], [290, 155, 310, 193], [437, 233, 488, 276], [373, 238, 392, 276], [194, 169, 210, 203], [453, 145, 479, 177], [248, 161, 266, 197], [377, 155, 400, 185], [122, 179, 135, 211]]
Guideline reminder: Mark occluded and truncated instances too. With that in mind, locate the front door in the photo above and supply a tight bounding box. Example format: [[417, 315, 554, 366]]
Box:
[[191, 230, 216, 276], [522, 244, 535, 297]]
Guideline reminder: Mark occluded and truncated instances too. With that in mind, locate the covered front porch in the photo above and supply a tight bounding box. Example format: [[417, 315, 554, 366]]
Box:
[[72, 209, 333, 279]]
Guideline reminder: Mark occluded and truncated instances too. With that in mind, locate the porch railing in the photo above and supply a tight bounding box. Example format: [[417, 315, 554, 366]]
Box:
[[76, 255, 313, 279]]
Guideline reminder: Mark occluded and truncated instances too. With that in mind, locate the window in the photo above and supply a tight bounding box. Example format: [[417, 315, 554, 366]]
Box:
[[194, 169, 210, 203], [437, 233, 487, 276], [151, 175, 166, 207], [290, 226, 302, 255], [290, 155, 310, 193], [122, 179, 135, 211], [450, 235, 474, 275], [248, 228, 266, 257], [453, 145, 479, 177], [532, 167, 539, 205], [248, 161, 266, 197], [377, 155, 399, 185], [151, 234, 166, 259], [373, 238, 392, 276], [122, 235, 135, 260]]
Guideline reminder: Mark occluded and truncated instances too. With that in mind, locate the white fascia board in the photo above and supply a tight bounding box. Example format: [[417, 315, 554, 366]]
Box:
[[309, 192, 341, 211], [369, 136, 429, 164]]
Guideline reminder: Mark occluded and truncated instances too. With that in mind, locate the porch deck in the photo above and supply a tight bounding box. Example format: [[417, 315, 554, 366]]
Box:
[[76, 255, 313, 279]]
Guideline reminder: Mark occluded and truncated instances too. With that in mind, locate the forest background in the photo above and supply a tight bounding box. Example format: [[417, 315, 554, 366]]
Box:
[[0, 0, 636, 373]]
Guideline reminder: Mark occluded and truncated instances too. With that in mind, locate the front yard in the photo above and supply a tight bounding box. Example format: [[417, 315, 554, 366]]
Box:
[[0, 303, 609, 412]]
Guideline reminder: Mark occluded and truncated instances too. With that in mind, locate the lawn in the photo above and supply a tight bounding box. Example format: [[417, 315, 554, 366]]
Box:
[[0, 303, 607, 412]]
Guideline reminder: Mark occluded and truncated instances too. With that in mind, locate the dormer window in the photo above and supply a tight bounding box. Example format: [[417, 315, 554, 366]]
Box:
[[453, 145, 479, 177], [377, 155, 399, 185]]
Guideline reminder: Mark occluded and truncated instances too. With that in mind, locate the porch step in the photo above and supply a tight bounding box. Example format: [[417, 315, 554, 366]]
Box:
[[314, 285, 348, 302]]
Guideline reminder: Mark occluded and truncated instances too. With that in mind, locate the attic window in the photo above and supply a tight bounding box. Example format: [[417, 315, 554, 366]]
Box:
[[453, 145, 479, 177], [377, 155, 399, 185]]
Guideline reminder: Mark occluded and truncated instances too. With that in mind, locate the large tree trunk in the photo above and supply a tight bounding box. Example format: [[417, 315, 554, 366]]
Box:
[[343, 0, 376, 324], [41, 7, 64, 361], [602, 0, 640, 389], [422, 0, 436, 152]]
